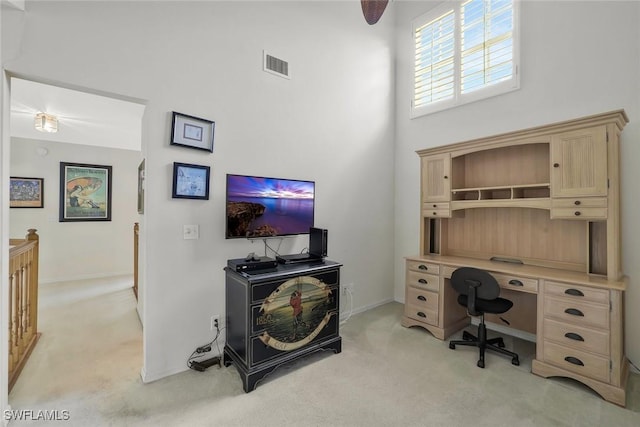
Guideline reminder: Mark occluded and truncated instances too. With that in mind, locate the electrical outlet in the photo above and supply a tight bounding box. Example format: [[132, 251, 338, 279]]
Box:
[[342, 283, 354, 295], [211, 315, 220, 331]]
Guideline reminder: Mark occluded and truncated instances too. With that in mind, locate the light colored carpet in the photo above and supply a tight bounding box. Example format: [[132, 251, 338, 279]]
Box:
[[8, 277, 640, 426]]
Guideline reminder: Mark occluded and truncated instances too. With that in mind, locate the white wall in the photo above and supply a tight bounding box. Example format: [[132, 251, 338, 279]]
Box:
[[1, 3, 11, 418], [394, 1, 640, 368], [9, 138, 140, 282], [2, 0, 396, 382]]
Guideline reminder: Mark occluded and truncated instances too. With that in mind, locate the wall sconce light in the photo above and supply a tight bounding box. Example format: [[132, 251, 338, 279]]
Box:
[[35, 112, 58, 133]]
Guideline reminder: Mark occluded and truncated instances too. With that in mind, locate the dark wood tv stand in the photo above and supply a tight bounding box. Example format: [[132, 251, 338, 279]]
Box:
[[223, 260, 342, 392]]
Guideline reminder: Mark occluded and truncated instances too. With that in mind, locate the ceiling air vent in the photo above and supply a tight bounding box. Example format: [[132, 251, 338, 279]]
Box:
[[263, 51, 290, 79]]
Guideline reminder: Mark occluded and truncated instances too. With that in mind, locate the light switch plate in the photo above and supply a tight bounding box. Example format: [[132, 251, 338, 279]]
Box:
[[183, 224, 199, 240]]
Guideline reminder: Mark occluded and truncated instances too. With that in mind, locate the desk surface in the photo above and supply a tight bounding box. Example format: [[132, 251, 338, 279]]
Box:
[[407, 254, 626, 291]]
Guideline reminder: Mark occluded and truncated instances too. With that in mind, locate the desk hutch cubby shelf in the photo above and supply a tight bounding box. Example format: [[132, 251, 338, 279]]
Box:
[[402, 110, 629, 406]]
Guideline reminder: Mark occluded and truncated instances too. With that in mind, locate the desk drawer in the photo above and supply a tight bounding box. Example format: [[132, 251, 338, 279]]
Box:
[[422, 206, 451, 218], [406, 287, 439, 312], [405, 303, 438, 326], [543, 340, 610, 383], [544, 281, 609, 305], [440, 268, 537, 294], [544, 296, 609, 329], [442, 266, 456, 279], [492, 273, 538, 294], [551, 198, 607, 209], [543, 318, 609, 356], [407, 271, 439, 292], [406, 260, 440, 276], [550, 207, 607, 220]]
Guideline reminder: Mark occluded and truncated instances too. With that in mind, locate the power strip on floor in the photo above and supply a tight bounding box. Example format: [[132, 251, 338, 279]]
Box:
[[190, 357, 221, 372]]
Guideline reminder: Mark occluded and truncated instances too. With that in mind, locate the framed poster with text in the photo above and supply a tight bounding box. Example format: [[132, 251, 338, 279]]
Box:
[[59, 162, 112, 222]]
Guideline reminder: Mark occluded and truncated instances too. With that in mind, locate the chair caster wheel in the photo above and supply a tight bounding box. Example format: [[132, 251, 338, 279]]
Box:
[[477, 360, 485, 368], [497, 340, 505, 348], [512, 358, 520, 366], [449, 343, 455, 350]]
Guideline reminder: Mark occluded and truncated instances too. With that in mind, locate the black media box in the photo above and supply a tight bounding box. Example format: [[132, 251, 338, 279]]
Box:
[[227, 256, 278, 273]]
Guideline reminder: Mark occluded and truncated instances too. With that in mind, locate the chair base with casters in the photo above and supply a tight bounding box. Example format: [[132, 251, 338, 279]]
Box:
[[449, 317, 520, 368], [448, 267, 520, 369]]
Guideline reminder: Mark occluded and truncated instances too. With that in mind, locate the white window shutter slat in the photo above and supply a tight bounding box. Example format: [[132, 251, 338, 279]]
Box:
[[412, 0, 518, 117]]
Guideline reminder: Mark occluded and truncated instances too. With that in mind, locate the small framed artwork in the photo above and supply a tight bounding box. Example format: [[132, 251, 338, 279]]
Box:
[[172, 162, 210, 200], [10, 177, 44, 208], [60, 162, 112, 222], [138, 159, 145, 214], [170, 111, 215, 153]]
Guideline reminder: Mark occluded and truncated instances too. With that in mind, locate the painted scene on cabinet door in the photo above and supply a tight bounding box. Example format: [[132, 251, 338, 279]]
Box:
[[256, 276, 336, 352]]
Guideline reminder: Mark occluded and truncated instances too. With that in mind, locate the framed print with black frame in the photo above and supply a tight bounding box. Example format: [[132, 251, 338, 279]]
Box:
[[10, 177, 44, 208], [60, 162, 112, 222], [172, 162, 210, 200], [170, 111, 215, 152]]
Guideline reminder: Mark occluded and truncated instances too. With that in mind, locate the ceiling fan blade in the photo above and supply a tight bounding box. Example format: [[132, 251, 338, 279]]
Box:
[[361, 0, 389, 25]]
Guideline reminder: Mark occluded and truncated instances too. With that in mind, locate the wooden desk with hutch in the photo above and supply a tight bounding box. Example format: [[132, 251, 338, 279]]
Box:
[[401, 110, 629, 406]]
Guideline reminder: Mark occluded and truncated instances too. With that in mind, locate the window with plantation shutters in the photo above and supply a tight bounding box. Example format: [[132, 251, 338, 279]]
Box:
[[411, 0, 519, 118], [414, 10, 455, 108]]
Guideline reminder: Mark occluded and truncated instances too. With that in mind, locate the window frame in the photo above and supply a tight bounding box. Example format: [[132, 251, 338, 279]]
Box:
[[411, 0, 520, 119]]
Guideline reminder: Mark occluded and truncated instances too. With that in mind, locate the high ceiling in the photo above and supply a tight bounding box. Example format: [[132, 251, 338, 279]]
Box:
[[10, 78, 146, 151]]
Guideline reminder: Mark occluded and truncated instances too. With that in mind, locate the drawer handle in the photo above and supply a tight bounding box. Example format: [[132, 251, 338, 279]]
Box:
[[417, 295, 427, 301], [553, 163, 560, 168], [418, 279, 428, 286], [564, 332, 584, 342], [418, 265, 429, 271], [574, 200, 581, 206], [417, 311, 426, 318], [508, 279, 523, 287], [433, 204, 437, 208], [574, 211, 581, 216], [564, 308, 584, 317], [433, 212, 437, 216], [564, 356, 584, 366], [565, 288, 584, 297]]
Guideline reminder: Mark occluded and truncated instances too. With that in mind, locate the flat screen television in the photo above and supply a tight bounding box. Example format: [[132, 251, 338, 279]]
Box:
[[226, 174, 315, 239]]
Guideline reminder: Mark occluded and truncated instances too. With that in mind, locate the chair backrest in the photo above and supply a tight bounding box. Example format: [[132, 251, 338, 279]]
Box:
[[451, 267, 501, 309]]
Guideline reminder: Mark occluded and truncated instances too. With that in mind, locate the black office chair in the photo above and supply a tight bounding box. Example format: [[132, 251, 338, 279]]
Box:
[[448, 267, 520, 368]]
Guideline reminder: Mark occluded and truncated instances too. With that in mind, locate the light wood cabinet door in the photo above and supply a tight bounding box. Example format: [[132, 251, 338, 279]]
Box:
[[421, 153, 451, 202], [550, 126, 607, 198]]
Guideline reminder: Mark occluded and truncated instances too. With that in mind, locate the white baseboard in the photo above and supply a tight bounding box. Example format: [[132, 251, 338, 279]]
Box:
[[140, 364, 186, 384], [340, 297, 394, 322], [140, 344, 229, 384], [39, 271, 133, 285]]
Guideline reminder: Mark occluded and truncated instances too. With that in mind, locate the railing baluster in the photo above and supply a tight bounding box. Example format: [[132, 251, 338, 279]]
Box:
[[8, 270, 15, 373], [8, 229, 40, 392]]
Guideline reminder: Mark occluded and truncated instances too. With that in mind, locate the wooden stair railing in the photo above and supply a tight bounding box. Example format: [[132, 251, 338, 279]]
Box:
[[133, 223, 139, 301], [8, 229, 41, 392]]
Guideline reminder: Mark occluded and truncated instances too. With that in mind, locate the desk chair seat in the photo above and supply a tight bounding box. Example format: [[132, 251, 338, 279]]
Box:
[[448, 267, 520, 368]]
